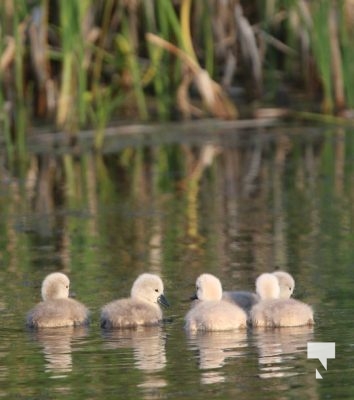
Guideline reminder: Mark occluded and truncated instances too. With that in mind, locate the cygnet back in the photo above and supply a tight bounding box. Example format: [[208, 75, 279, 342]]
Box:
[[222, 291, 259, 313]]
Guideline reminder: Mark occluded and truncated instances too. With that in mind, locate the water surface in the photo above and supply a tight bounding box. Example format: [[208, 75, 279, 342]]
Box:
[[0, 124, 353, 399]]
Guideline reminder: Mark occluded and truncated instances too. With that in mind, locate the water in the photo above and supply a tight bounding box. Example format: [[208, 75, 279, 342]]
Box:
[[0, 124, 353, 399]]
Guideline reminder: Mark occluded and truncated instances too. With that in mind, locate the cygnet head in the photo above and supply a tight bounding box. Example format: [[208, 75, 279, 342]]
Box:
[[193, 273, 223, 301], [41, 272, 70, 301], [255, 273, 280, 300], [272, 271, 295, 298], [131, 273, 169, 307]]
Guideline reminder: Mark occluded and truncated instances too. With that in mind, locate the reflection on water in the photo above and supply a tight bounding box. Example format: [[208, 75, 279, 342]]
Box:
[[186, 330, 248, 384], [102, 327, 167, 372], [1, 125, 354, 399], [254, 326, 314, 379], [0, 347, 6, 388], [28, 326, 88, 378], [102, 327, 167, 397]]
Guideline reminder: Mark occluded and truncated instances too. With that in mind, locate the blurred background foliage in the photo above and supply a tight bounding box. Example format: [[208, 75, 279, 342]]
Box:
[[1, 0, 354, 158]]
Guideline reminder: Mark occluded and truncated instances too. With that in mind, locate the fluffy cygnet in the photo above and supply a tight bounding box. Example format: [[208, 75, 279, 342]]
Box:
[[250, 273, 314, 327], [185, 273, 247, 332], [100, 273, 169, 329], [223, 270, 295, 312], [26, 272, 89, 328]]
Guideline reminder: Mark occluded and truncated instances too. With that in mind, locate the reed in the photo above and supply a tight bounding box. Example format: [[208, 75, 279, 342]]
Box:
[[116, 32, 148, 120], [200, 2, 214, 77], [0, 69, 13, 167], [57, 1, 91, 129], [13, 0, 27, 160], [91, 87, 123, 151], [338, 2, 354, 108], [1, 0, 354, 165], [143, 0, 172, 119], [310, 1, 334, 113]]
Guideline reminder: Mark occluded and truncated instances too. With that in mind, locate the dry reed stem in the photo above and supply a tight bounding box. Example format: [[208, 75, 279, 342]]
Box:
[[176, 68, 204, 118], [234, 3, 262, 95], [0, 37, 15, 71], [146, 33, 237, 119]]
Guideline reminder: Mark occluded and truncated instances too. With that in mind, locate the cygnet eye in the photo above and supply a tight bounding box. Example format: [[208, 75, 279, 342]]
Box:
[[155, 288, 159, 293]]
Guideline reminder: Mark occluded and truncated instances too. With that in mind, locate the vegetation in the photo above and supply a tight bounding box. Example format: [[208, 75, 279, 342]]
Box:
[[1, 0, 354, 161]]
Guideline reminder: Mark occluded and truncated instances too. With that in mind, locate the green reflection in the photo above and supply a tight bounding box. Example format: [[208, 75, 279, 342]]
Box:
[[0, 126, 354, 399]]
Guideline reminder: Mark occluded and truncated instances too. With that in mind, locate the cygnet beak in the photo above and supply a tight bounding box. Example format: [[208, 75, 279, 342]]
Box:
[[69, 291, 76, 298], [157, 294, 170, 308], [190, 293, 198, 301]]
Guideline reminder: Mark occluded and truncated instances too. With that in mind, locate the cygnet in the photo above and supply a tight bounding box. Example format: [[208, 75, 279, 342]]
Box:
[[26, 272, 89, 328], [185, 273, 247, 332], [100, 273, 169, 329], [250, 273, 314, 327]]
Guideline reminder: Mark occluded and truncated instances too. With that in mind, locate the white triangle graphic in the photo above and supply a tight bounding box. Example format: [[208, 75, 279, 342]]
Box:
[[316, 369, 323, 379]]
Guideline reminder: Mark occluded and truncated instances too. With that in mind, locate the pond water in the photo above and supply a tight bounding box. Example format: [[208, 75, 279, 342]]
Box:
[[0, 123, 354, 399]]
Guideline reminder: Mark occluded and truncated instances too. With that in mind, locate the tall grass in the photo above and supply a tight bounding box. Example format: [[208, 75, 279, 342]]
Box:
[[1, 0, 354, 165], [339, 1, 354, 108], [57, 1, 91, 129], [116, 31, 148, 120], [310, 0, 334, 113]]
